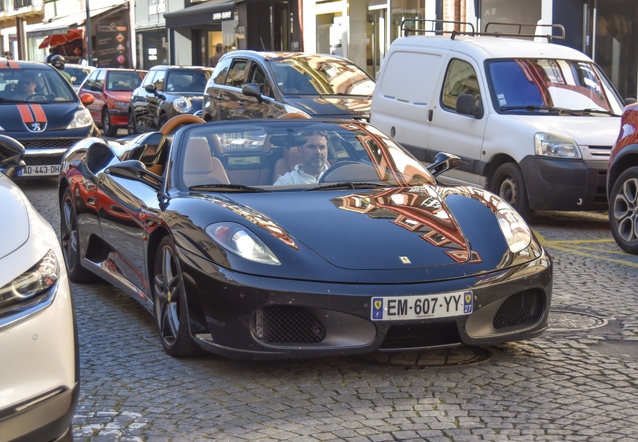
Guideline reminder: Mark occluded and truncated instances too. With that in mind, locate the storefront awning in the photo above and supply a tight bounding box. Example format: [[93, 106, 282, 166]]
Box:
[[27, 2, 127, 38], [164, 0, 235, 28]]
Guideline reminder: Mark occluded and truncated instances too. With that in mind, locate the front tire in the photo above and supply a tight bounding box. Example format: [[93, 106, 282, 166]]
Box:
[[609, 166, 638, 254], [489, 162, 532, 219], [60, 187, 98, 283], [152, 236, 200, 357], [127, 110, 137, 135], [102, 108, 117, 137]]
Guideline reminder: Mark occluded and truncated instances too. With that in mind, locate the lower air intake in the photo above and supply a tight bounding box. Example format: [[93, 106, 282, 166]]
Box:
[[493, 289, 544, 330], [252, 306, 326, 344]]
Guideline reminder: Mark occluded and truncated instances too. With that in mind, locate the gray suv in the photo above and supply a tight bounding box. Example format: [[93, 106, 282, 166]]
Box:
[[202, 51, 375, 121]]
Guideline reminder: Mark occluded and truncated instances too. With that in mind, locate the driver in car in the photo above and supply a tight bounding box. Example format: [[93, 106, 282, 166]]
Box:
[[12, 74, 38, 100], [274, 130, 330, 185]]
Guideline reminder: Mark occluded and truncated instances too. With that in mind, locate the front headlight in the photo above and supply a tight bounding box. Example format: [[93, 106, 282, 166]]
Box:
[[0, 250, 59, 315], [173, 97, 193, 114], [283, 104, 311, 118], [67, 108, 93, 129], [496, 209, 532, 253], [114, 101, 128, 110], [206, 222, 280, 265], [534, 132, 582, 159]]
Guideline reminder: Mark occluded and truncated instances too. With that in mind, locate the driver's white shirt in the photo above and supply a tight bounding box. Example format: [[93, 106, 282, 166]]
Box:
[[274, 164, 329, 185]]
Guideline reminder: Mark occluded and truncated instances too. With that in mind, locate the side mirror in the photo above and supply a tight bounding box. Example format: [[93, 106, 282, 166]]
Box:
[[0, 134, 26, 176], [456, 93, 483, 118], [145, 84, 157, 94], [242, 83, 263, 102], [427, 152, 461, 177], [107, 159, 161, 190], [80, 93, 95, 105]]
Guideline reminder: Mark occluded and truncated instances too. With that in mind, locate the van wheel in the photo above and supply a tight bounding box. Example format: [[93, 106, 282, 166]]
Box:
[[490, 162, 532, 219], [608, 166, 638, 254]]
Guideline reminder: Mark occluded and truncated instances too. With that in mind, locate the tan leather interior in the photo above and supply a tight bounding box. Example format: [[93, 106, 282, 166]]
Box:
[[273, 147, 302, 182], [183, 138, 230, 187]]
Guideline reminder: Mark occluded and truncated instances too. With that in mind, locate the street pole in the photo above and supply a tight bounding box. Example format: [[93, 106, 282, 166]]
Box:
[[86, 0, 92, 65]]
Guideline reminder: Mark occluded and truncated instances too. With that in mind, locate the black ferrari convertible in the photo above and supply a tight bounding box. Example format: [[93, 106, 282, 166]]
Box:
[[58, 115, 552, 359]]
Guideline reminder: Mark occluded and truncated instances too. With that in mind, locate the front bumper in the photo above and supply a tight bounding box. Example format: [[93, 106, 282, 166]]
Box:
[[180, 247, 552, 360], [8, 125, 99, 177], [108, 108, 129, 127], [520, 155, 608, 211]]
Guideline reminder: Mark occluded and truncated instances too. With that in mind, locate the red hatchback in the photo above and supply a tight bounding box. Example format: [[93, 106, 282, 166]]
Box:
[[607, 101, 638, 254], [79, 68, 147, 137]]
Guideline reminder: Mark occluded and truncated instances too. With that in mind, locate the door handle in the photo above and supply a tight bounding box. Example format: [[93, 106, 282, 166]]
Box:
[[428, 109, 433, 122]]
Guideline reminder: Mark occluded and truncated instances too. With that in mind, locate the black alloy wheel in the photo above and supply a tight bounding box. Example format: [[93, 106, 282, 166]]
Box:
[[609, 166, 638, 254], [152, 236, 200, 357], [60, 187, 97, 283], [127, 110, 137, 135]]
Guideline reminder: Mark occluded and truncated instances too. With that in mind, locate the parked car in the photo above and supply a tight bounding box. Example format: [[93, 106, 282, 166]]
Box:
[[607, 101, 638, 254], [79, 68, 147, 137], [63, 63, 95, 93], [128, 65, 213, 134], [58, 114, 552, 360], [0, 59, 99, 178], [203, 51, 375, 122], [0, 135, 79, 441], [370, 20, 626, 218]]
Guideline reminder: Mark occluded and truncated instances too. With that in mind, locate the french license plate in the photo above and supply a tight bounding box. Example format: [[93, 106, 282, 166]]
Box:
[[18, 165, 60, 176], [371, 291, 473, 321]]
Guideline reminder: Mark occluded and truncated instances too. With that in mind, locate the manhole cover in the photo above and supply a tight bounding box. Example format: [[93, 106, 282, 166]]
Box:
[[358, 346, 493, 367], [548, 310, 607, 332]]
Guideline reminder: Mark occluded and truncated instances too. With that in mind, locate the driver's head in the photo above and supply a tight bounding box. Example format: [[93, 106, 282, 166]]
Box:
[[19, 74, 38, 93], [299, 130, 328, 176]]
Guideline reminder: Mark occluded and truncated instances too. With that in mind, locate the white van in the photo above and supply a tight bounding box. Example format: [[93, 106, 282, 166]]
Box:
[[370, 21, 626, 218]]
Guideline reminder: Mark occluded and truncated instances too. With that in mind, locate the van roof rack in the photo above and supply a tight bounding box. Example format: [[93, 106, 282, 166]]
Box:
[[401, 19, 565, 42]]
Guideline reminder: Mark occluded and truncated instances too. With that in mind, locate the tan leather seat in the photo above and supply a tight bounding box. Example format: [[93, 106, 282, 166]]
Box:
[[273, 146, 302, 182], [183, 138, 230, 187]]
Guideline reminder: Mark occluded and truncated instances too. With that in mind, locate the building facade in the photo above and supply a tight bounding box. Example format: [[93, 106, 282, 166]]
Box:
[[300, 0, 636, 99]]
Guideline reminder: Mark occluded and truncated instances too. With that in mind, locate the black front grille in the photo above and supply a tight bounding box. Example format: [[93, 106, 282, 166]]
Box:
[[24, 155, 63, 166], [22, 139, 80, 149], [493, 290, 544, 330], [252, 306, 326, 344], [380, 321, 460, 350]]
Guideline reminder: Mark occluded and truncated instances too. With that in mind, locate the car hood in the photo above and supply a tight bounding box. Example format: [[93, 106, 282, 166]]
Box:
[[284, 95, 371, 118], [209, 186, 518, 278], [0, 175, 29, 259], [0, 102, 81, 132], [508, 115, 621, 146]]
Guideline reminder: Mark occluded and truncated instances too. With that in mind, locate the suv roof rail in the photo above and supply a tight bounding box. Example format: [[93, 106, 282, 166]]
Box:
[[483, 22, 565, 42], [401, 19, 565, 42], [401, 19, 475, 37]]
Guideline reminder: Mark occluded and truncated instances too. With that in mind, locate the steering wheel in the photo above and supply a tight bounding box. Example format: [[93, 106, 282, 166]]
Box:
[[159, 114, 206, 136], [26, 94, 48, 102], [318, 161, 367, 184]]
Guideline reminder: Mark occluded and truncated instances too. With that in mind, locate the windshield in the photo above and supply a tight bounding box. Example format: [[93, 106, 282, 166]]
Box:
[[174, 120, 434, 191], [487, 58, 624, 115], [165, 69, 210, 93], [269, 55, 375, 96], [0, 67, 77, 103]]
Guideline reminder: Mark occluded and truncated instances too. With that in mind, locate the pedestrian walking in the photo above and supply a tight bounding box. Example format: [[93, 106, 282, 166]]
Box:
[[208, 43, 224, 68]]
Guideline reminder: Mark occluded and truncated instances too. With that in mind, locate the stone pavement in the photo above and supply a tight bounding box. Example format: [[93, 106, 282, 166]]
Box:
[[18, 180, 638, 441]]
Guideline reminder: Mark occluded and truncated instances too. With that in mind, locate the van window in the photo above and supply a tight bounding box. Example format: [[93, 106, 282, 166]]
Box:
[[441, 59, 480, 111], [378, 51, 442, 105], [225, 60, 248, 87]]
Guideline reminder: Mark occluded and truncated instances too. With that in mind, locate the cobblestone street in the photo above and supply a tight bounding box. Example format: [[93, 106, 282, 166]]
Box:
[[19, 179, 638, 441]]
